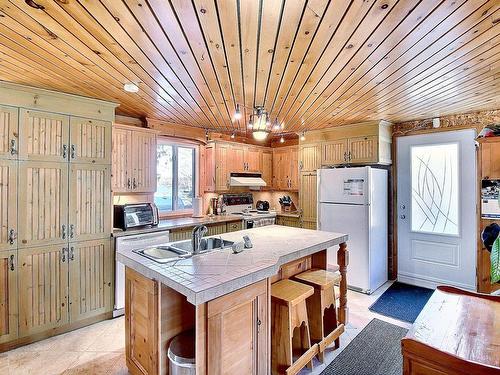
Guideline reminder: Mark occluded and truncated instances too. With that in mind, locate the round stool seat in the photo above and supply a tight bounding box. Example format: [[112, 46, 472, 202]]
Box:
[[271, 279, 314, 307], [294, 269, 341, 290]]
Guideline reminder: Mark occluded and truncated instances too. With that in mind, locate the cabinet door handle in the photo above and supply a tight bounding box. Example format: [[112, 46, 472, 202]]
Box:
[[10, 139, 17, 155], [61, 224, 67, 239], [9, 254, 15, 271], [70, 144, 76, 159], [348, 151, 352, 161], [69, 224, 75, 239], [132, 178, 137, 189], [343, 152, 347, 162], [299, 161, 303, 170], [69, 246, 75, 261], [256, 317, 262, 333], [127, 178, 131, 189], [61, 248, 67, 263], [62, 144, 68, 159], [8, 229, 16, 245]]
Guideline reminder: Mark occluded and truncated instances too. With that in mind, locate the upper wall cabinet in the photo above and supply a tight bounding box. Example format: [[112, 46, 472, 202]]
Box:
[[0, 105, 18, 160], [273, 146, 299, 191], [303, 121, 392, 167], [111, 125, 157, 194], [0, 160, 17, 251], [69, 117, 112, 164]]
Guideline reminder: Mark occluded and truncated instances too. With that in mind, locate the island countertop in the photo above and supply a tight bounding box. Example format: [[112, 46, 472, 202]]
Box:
[[116, 225, 348, 305]]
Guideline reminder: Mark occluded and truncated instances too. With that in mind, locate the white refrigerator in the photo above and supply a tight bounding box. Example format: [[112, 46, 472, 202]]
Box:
[[318, 167, 388, 294]]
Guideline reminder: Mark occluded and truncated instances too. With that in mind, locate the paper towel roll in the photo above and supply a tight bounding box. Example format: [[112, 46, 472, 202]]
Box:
[[192, 197, 204, 218]]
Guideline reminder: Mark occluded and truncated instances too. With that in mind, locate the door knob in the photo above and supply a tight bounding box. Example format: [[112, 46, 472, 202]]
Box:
[[400, 204, 406, 209], [400, 214, 406, 219]]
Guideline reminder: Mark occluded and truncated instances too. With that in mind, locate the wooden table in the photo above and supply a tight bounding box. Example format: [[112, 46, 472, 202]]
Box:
[[402, 286, 500, 375]]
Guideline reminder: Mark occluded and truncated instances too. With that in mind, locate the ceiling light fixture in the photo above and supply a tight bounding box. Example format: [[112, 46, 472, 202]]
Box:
[[272, 119, 280, 131], [230, 132, 236, 139], [123, 82, 139, 93], [300, 131, 306, 141], [280, 135, 285, 143], [234, 104, 242, 120]]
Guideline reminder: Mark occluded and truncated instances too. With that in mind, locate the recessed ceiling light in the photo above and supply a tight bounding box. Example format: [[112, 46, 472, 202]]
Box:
[[123, 82, 139, 93]]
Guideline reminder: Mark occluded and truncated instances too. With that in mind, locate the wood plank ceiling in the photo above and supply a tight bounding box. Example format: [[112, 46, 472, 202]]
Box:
[[0, 0, 498, 136]]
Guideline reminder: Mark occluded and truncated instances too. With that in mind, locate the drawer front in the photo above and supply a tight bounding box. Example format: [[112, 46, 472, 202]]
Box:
[[226, 221, 242, 232]]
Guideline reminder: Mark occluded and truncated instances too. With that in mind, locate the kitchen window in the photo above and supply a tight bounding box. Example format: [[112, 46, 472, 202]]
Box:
[[154, 138, 197, 215]]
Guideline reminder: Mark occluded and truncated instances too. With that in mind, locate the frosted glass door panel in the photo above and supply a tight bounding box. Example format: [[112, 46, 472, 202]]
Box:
[[411, 143, 459, 236]]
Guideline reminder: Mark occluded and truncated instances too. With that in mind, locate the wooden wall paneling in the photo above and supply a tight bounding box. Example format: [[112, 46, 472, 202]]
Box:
[[69, 239, 112, 322], [69, 117, 112, 164], [69, 164, 111, 242], [309, 0, 498, 128], [0, 105, 18, 159], [283, 0, 432, 129], [122, 0, 228, 130], [111, 127, 130, 192], [18, 161, 69, 248], [279, 0, 380, 124], [18, 109, 70, 162], [269, 0, 330, 118], [263, 0, 306, 112], [125, 267, 158, 375], [0, 160, 17, 251], [18, 244, 69, 337], [0, 249, 17, 344]]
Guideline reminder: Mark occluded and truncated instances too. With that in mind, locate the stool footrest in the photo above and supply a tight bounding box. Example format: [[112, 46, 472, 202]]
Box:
[[318, 324, 345, 353], [285, 343, 319, 375]]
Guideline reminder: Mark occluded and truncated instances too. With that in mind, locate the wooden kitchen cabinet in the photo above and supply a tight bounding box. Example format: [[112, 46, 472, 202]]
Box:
[[0, 105, 18, 160], [18, 109, 70, 162], [348, 135, 378, 164], [0, 250, 18, 344], [245, 146, 262, 172], [69, 239, 113, 322], [69, 117, 112, 164], [125, 267, 159, 375], [204, 144, 216, 192], [322, 139, 348, 165], [18, 244, 70, 337], [0, 160, 17, 251], [216, 142, 230, 191], [226, 221, 243, 232], [299, 143, 321, 172], [229, 144, 245, 172], [111, 125, 157, 193], [480, 138, 500, 179], [262, 150, 273, 187], [207, 280, 269, 375], [69, 164, 111, 242], [273, 146, 299, 191], [299, 172, 318, 230], [18, 161, 69, 248]]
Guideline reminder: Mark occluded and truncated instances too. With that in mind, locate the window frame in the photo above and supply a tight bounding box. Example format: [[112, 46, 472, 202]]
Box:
[[155, 137, 198, 217]]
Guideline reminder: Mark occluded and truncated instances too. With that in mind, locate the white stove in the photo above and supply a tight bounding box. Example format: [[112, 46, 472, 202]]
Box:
[[221, 193, 276, 228]]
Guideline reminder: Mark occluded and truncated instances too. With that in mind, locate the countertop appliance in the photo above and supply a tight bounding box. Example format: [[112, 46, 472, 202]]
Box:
[[113, 203, 159, 230], [114, 230, 170, 317], [256, 200, 270, 211], [222, 193, 276, 228], [318, 166, 388, 294]]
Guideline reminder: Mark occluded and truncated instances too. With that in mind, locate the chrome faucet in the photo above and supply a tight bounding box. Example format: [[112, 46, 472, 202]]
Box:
[[191, 225, 208, 254]]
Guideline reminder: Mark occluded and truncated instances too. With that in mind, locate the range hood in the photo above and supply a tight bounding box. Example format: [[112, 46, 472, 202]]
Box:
[[229, 172, 267, 187]]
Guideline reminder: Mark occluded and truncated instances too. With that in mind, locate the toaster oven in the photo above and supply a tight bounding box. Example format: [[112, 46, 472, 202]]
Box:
[[113, 203, 159, 230]]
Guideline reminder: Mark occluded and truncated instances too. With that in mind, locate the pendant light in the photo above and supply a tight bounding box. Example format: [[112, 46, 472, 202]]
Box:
[[234, 104, 242, 120]]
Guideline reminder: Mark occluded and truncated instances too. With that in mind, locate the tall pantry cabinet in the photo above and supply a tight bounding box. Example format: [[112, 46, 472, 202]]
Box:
[[0, 82, 116, 348]]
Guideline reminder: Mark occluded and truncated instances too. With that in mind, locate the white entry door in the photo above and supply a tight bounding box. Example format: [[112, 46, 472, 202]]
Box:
[[397, 129, 476, 290]]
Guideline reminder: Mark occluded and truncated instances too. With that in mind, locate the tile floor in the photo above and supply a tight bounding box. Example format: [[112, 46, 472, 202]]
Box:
[[0, 281, 411, 375]]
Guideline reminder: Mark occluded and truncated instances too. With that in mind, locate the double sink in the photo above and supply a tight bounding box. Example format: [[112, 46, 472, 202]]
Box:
[[134, 237, 235, 263]]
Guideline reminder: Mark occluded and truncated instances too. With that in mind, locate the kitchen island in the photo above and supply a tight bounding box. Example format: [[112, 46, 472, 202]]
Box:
[[117, 225, 349, 375]]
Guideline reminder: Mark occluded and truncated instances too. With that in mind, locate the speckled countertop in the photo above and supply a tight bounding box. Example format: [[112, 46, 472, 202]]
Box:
[[112, 215, 243, 237], [116, 225, 348, 305]]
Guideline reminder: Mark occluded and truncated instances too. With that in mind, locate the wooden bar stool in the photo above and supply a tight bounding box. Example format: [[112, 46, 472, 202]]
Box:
[[271, 279, 318, 375], [294, 269, 343, 362]]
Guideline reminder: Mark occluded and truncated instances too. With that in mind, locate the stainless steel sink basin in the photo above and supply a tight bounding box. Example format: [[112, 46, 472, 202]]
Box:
[[170, 238, 234, 253], [133, 238, 234, 264], [133, 246, 190, 263]]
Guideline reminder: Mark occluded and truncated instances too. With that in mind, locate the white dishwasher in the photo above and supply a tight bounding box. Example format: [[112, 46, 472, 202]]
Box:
[[114, 230, 170, 317]]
